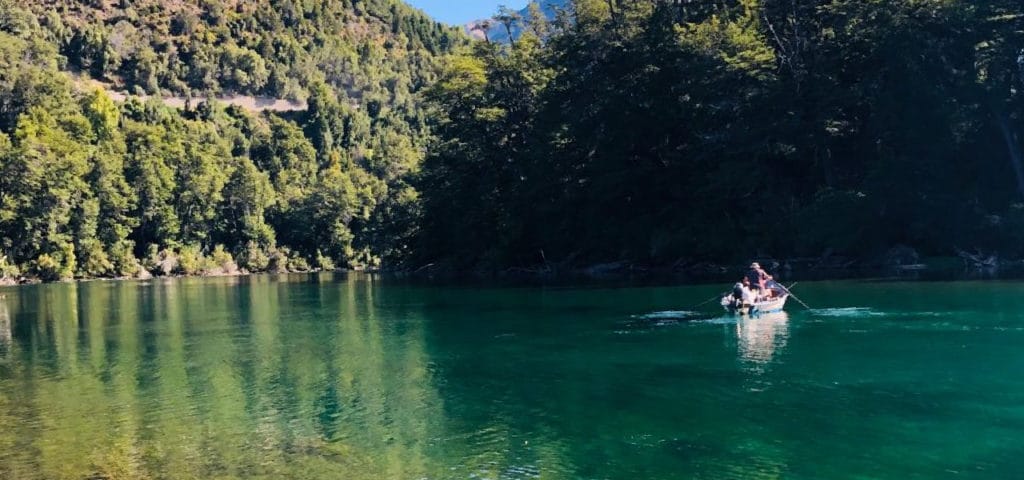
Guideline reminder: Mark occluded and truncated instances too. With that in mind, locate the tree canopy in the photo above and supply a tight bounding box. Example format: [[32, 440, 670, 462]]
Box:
[[0, 0, 460, 279], [3, 0, 1024, 280], [416, 0, 1024, 271]]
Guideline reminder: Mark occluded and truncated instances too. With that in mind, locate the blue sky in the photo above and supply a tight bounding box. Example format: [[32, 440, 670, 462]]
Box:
[[405, 1, 529, 25]]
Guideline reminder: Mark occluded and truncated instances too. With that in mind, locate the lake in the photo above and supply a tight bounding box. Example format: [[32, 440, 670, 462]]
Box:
[[0, 274, 1021, 479]]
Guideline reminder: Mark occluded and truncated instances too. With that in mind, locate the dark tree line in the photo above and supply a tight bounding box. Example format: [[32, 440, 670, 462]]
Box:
[[416, 0, 1024, 271]]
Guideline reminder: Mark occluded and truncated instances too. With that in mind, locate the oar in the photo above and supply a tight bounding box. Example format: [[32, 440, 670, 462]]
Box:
[[775, 282, 812, 310], [693, 291, 728, 309]]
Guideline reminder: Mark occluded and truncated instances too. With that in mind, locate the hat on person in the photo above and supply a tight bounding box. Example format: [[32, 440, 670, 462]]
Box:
[[750, 262, 760, 269]]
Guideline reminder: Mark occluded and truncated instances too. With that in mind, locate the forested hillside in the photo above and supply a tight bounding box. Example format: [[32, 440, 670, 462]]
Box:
[[0, 0, 460, 280], [4, 0, 1024, 281], [418, 0, 1024, 271]]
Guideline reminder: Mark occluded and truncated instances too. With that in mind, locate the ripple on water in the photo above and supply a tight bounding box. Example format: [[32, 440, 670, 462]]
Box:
[[811, 307, 958, 319], [810, 307, 887, 318], [633, 310, 700, 320], [618, 311, 709, 332], [692, 316, 738, 325]]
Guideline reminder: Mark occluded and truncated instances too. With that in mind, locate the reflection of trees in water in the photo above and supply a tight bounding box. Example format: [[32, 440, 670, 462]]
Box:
[[0, 275, 444, 480], [736, 312, 790, 368], [0, 299, 9, 349], [0, 296, 15, 480], [416, 289, 615, 479]]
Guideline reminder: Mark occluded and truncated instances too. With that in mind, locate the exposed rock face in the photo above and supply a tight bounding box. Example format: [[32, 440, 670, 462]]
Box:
[[466, 0, 570, 43]]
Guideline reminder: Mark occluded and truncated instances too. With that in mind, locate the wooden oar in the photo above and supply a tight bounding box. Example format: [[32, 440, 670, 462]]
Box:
[[775, 282, 812, 310]]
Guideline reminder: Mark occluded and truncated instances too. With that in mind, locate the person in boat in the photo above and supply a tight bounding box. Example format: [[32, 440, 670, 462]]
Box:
[[728, 281, 755, 309], [729, 282, 745, 309], [746, 262, 773, 299], [732, 282, 744, 301], [743, 278, 756, 301]]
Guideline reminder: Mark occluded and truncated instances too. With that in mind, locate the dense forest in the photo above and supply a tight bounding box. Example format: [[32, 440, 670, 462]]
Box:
[[2, 0, 1024, 281], [0, 0, 459, 280], [418, 0, 1024, 272]]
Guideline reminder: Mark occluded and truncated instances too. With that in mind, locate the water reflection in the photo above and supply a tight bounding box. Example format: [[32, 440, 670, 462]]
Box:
[[0, 277, 806, 479], [0, 298, 10, 351], [5, 279, 1021, 479], [0, 275, 445, 480], [736, 312, 790, 368]]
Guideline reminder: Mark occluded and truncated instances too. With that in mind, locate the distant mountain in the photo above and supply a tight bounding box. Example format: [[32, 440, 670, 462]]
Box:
[[466, 0, 570, 42]]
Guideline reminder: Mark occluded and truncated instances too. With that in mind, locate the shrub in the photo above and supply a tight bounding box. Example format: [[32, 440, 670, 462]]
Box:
[[267, 247, 291, 273], [79, 239, 114, 277], [142, 244, 168, 275], [175, 245, 202, 275], [287, 252, 310, 272], [238, 241, 270, 272], [207, 244, 239, 275], [315, 250, 336, 271], [0, 255, 20, 279], [34, 243, 75, 281], [109, 240, 143, 277]]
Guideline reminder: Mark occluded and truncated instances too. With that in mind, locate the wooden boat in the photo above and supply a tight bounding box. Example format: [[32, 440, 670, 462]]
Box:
[[721, 285, 788, 315]]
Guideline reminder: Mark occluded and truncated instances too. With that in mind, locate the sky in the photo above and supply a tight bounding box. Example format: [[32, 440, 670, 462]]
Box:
[[404, 0, 529, 25]]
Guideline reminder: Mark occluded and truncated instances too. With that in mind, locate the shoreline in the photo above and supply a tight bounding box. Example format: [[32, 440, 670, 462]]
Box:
[[401, 253, 1010, 281], [0, 253, 1018, 289], [0, 267, 368, 288]]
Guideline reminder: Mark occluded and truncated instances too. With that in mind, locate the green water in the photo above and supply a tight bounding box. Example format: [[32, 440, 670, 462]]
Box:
[[0, 274, 1022, 479]]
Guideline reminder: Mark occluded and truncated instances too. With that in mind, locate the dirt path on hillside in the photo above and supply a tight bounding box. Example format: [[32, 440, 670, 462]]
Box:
[[72, 73, 308, 112]]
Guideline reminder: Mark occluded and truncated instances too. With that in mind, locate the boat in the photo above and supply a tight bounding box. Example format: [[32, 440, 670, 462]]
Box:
[[720, 284, 788, 316]]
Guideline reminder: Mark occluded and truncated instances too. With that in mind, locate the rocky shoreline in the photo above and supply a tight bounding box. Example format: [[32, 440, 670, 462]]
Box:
[[1, 246, 1019, 287], [0, 245, 363, 287]]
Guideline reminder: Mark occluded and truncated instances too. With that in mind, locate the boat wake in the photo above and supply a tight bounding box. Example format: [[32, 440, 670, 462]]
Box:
[[809, 307, 886, 318], [689, 316, 738, 325], [632, 310, 700, 320], [809, 307, 954, 319], [620, 310, 717, 330]]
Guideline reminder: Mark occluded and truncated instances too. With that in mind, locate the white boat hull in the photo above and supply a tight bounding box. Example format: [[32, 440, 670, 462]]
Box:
[[723, 294, 788, 316]]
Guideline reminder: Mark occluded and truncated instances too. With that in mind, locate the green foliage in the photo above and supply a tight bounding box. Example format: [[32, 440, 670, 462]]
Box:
[[11, 0, 1024, 278], [0, 254, 19, 279], [238, 240, 270, 272], [175, 245, 203, 276], [269, 247, 310, 272], [316, 250, 337, 271], [207, 244, 238, 274], [143, 245, 178, 276], [267, 247, 291, 273], [34, 241, 75, 281], [417, 0, 1024, 269], [0, 0, 459, 280], [33, 0, 462, 101], [108, 240, 141, 277]]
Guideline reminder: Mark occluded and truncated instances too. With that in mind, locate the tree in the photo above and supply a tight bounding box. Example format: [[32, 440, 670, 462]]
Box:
[[219, 157, 276, 255], [124, 121, 179, 250], [0, 107, 91, 278]]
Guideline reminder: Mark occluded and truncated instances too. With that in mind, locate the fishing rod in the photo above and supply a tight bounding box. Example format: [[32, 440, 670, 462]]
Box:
[[693, 291, 728, 309]]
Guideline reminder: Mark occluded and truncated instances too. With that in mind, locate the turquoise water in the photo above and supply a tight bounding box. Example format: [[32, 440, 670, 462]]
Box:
[[0, 274, 1022, 479]]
